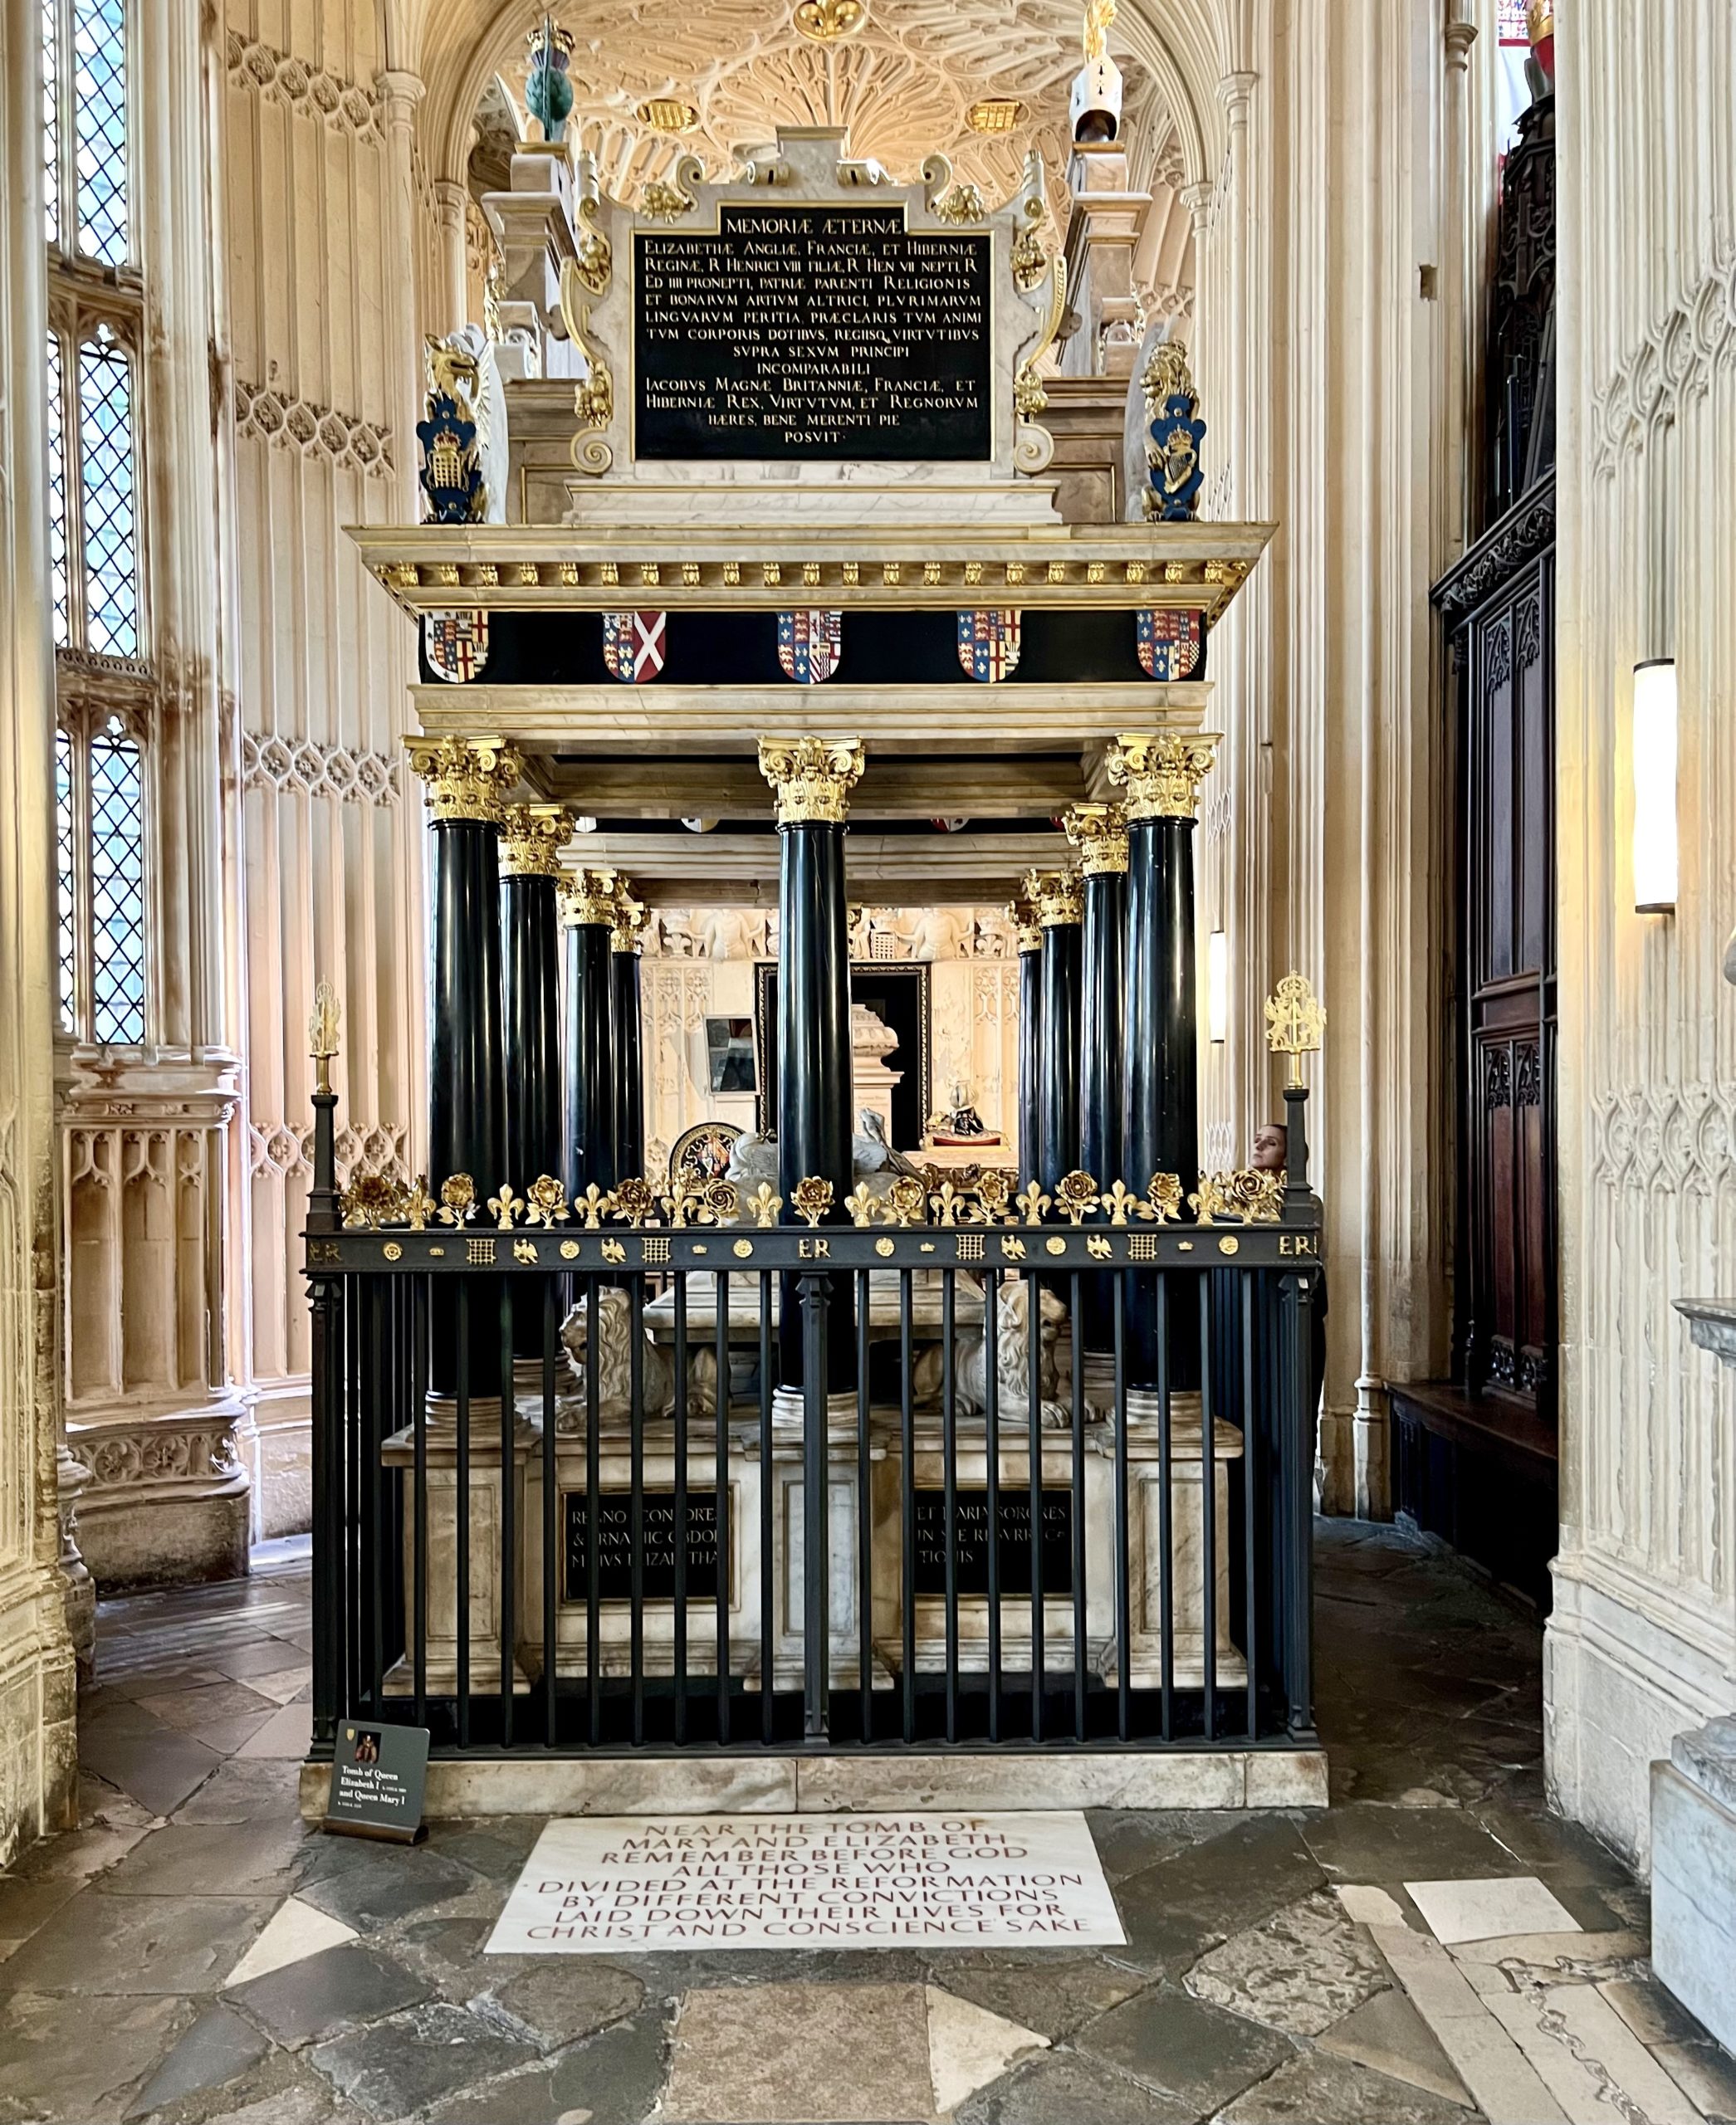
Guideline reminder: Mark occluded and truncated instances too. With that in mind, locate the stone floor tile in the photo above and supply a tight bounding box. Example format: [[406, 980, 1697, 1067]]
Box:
[[79, 1723, 224, 1818], [662, 1981, 937, 2123], [931, 1952, 1145, 2040], [430, 1816, 548, 1885], [224, 1895, 358, 1987], [1300, 1805, 1523, 1885], [124, 2002, 270, 2118], [0, 1991, 190, 2125], [102, 1816, 312, 1898], [488, 1961, 646, 2047], [238, 1666, 313, 1707], [420, 2005, 672, 2125], [1215, 2048, 1485, 2123], [227, 1938, 429, 2048], [1109, 1816, 1326, 1976], [926, 1984, 1048, 2113], [309, 1998, 542, 2119], [951, 2049, 1195, 2124], [296, 1843, 477, 1928], [231, 1702, 313, 1759], [1186, 1889, 1389, 2037], [1337, 1884, 1409, 1927], [171, 1756, 305, 1824], [1480, 1981, 1699, 2125], [1655, 2040, 1736, 2123], [1078, 1983, 1295, 2111], [1445, 1927, 1646, 1985], [0, 1890, 276, 1996], [1600, 1973, 1714, 2048], [1406, 1875, 1580, 1946], [1367, 1922, 1567, 2124], [136, 1681, 276, 1732], [1085, 1810, 1241, 1885], [1316, 1986, 1475, 2108], [212, 1638, 316, 1683]]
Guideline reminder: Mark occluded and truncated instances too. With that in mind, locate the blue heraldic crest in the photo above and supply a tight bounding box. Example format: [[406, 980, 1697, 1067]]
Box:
[[416, 388, 482, 525], [1136, 608, 1205, 681], [777, 609, 843, 684], [957, 608, 1022, 683]]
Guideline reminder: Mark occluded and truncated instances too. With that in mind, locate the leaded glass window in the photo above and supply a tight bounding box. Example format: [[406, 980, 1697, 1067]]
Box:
[[76, 330, 137, 655], [88, 721, 144, 1043], [45, 330, 69, 643], [44, 0, 128, 266], [54, 730, 76, 1024]]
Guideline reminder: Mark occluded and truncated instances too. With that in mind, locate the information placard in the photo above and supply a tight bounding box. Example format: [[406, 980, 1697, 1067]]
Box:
[[634, 206, 993, 462], [323, 1721, 429, 1844], [487, 1813, 1124, 1953]]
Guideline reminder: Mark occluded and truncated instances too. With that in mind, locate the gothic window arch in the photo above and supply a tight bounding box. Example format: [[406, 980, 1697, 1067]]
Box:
[[44, 0, 150, 1044]]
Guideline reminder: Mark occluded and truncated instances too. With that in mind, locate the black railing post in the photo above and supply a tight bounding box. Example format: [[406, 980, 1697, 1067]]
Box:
[[800, 1268, 831, 1739], [307, 1058, 341, 1751], [1279, 1260, 1318, 1740]]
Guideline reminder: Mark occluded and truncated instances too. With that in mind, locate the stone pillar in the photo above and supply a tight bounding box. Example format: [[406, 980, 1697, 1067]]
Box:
[[560, 867, 619, 1202], [1067, 804, 1128, 1382], [1027, 867, 1083, 1195], [408, 736, 518, 1408], [611, 885, 647, 1185], [1013, 892, 1044, 1189], [500, 804, 568, 1365], [1059, 139, 1153, 379], [1110, 734, 1217, 1389], [433, 177, 472, 332], [760, 738, 863, 1401]]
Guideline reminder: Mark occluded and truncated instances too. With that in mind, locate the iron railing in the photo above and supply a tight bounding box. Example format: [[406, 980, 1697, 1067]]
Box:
[[306, 1129, 1320, 1764]]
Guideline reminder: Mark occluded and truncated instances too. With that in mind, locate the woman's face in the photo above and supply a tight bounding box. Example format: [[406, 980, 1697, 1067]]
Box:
[[1251, 1125, 1288, 1174]]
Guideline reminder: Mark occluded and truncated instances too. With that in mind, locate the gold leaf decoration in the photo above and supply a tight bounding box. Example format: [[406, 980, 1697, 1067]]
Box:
[[438, 1174, 477, 1226], [791, 1176, 834, 1228]]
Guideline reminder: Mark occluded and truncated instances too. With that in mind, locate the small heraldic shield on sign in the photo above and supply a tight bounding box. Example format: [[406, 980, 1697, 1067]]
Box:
[[323, 1722, 430, 1844]]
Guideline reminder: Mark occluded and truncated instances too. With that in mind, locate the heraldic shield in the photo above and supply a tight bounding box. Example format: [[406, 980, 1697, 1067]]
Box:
[[957, 608, 1022, 683], [776, 609, 843, 684], [423, 609, 490, 682], [602, 610, 668, 683], [1137, 608, 1205, 681]]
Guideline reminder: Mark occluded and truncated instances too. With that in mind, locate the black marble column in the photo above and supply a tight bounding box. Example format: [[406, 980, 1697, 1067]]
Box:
[[409, 737, 519, 1405], [500, 804, 568, 1360], [610, 891, 646, 1186], [1112, 734, 1217, 1386], [761, 739, 862, 1396], [562, 868, 619, 1204], [1029, 867, 1083, 1197], [1066, 804, 1128, 1362], [1014, 896, 1044, 1190]]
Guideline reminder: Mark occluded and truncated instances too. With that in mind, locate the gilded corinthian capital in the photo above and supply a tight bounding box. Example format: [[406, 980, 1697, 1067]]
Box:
[[559, 867, 620, 928], [610, 882, 648, 953], [1023, 866, 1083, 926], [1106, 732, 1220, 821], [758, 736, 865, 827], [499, 803, 572, 877], [1063, 801, 1129, 874], [406, 735, 522, 824], [1008, 889, 1043, 953]]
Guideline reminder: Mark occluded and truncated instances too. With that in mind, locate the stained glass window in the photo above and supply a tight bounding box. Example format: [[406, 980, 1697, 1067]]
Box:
[[42, 0, 59, 244], [71, 0, 126, 266], [54, 729, 76, 1026], [76, 330, 137, 656], [46, 331, 69, 644], [88, 719, 144, 1044]]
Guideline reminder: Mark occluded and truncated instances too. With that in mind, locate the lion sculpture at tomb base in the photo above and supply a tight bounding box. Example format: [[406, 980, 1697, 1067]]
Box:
[[555, 1289, 717, 1427], [913, 1278, 1070, 1429]]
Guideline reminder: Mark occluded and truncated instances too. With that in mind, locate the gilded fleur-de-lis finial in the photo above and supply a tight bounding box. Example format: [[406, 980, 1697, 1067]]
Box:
[[488, 1183, 525, 1230], [1264, 971, 1326, 1087], [846, 1182, 880, 1229], [575, 1182, 614, 1230], [930, 1180, 966, 1228], [1016, 1181, 1052, 1226], [750, 1181, 783, 1229], [309, 981, 340, 1095], [1103, 1179, 1146, 1228], [663, 1177, 709, 1229]]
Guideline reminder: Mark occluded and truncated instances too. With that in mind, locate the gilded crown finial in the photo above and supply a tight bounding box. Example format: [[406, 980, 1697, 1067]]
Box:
[[405, 735, 522, 825], [1063, 802, 1128, 875], [500, 802, 572, 877], [1023, 867, 1083, 927], [1264, 971, 1326, 1087], [1083, 0, 1117, 61], [1106, 732, 1220, 821], [758, 737, 865, 827]]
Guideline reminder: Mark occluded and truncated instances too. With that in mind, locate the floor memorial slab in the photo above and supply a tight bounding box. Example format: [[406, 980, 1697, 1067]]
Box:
[[485, 1813, 1125, 1954]]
